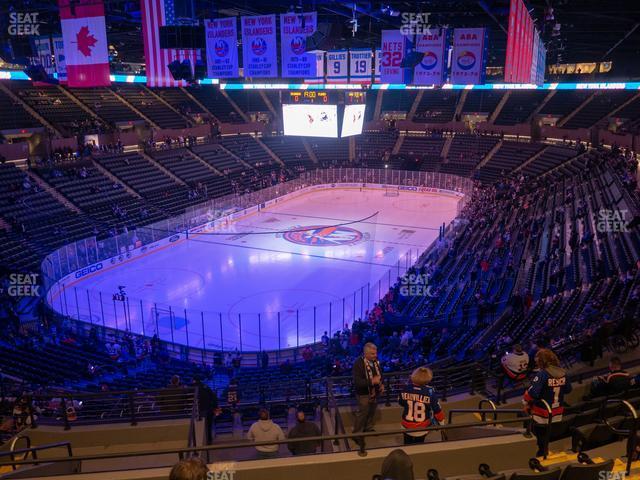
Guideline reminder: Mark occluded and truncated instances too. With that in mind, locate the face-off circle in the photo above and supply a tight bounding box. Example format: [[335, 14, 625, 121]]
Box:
[[283, 225, 364, 246]]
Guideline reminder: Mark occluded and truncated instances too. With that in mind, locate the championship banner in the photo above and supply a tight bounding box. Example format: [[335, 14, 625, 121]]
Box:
[[450, 28, 487, 85], [379, 30, 407, 84], [326, 50, 348, 83], [412, 29, 448, 86], [374, 48, 381, 82], [205, 17, 239, 78], [280, 12, 317, 78], [31, 36, 55, 76], [304, 50, 325, 84], [58, 0, 110, 87], [349, 49, 372, 83], [52, 35, 67, 83], [241, 14, 278, 78]]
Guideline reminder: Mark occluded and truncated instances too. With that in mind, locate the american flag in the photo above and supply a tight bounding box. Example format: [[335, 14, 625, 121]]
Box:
[[141, 0, 200, 87]]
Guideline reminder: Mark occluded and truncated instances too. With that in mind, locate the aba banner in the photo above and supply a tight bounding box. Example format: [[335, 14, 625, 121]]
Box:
[[326, 50, 348, 83], [52, 35, 67, 83], [349, 49, 372, 83], [280, 12, 317, 78], [205, 18, 239, 78], [241, 15, 277, 78], [380, 30, 407, 84], [58, 0, 110, 87], [413, 29, 448, 86], [451, 28, 487, 85]]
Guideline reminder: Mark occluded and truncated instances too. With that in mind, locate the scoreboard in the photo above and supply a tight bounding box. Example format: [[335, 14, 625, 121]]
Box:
[[285, 91, 366, 105], [286, 91, 332, 104], [282, 91, 367, 138]]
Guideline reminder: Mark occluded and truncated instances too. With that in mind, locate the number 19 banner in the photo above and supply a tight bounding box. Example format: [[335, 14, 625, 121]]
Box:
[[348, 49, 372, 84], [326, 50, 348, 83]]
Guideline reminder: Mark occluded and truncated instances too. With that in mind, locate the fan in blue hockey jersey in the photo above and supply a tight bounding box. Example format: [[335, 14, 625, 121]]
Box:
[[522, 348, 572, 456], [398, 367, 445, 445]]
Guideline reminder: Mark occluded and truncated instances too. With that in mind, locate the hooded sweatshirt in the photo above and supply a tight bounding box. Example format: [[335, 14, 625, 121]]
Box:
[[247, 419, 285, 452], [524, 366, 572, 423]]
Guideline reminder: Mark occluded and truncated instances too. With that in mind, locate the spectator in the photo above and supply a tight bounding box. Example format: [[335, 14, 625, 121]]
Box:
[[287, 410, 321, 455], [247, 409, 285, 459], [399, 367, 444, 444], [380, 449, 415, 480], [498, 344, 530, 402], [587, 356, 631, 399], [523, 349, 572, 457], [169, 457, 209, 480], [193, 376, 219, 445]]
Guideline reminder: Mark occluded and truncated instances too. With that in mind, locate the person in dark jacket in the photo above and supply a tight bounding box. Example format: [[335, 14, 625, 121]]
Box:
[[287, 411, 321, 455], [193, 376, 219, 445], [352, 343, 384, 446], [587, 356, 631, 398]]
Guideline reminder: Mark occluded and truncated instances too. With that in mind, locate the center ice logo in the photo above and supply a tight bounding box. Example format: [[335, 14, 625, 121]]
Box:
[[283, 225, 364, 246]]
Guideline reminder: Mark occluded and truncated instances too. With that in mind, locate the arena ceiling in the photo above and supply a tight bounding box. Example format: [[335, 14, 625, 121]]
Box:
[[2, 0, 640, 76]]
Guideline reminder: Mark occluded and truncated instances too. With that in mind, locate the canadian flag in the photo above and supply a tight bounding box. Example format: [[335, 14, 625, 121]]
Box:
[[58, 0, 110, 87]]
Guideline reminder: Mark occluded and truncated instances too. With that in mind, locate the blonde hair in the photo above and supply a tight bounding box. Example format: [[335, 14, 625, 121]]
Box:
[[410, 367, 433, 386]]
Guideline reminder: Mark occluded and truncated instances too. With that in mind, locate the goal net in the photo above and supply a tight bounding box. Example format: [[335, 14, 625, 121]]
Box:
[[384, 185, 400, 197]]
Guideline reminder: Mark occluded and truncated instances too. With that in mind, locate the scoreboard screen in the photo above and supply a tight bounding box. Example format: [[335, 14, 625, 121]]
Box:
[[286, 91, 333, 104], [345, 91, 366, 104]]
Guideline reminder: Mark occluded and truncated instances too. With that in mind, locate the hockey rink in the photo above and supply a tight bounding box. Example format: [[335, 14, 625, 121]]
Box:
[[49, 187, 461, 351]]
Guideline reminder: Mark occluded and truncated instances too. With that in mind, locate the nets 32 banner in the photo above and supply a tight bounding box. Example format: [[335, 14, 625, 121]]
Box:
[[413, 29, 448, 86], [205, 18, 239, 78], [241, 15, 278, 78], [349, 49, 372, 83], [380, 30, 407, 83], [280, 12, 317, 78], [326, 50, 348, 83], [451, 28, 487, 85]]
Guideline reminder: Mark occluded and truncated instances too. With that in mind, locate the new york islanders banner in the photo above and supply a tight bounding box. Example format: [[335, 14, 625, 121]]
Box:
[[326, 50, 348, 83], [58, 0, 110, 87], [450, 28, 487, 85], [205, 18, 239, 78], [31, 36, 55, 76], [52, 35, 67, 83], [349, 49, 372, 83], [241, 15, 277, 78], [280, 12, 317, 78], [413, 29, 448, 86], [380, 30, 407, 84]]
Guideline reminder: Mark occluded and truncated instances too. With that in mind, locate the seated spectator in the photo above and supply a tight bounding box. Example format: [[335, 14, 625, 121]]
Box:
[[587, 356, 631, 398], [169, 457, 208, 480], [380, 449, 415, 480], [247, 408, 284, 459], [287, 410, 321, 455], [399, 367, 444, 445]]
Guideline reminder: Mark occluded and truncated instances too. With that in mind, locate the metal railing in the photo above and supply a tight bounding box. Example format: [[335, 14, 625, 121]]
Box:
[[0, 440, 73, 471], [0, 415, 533, 470]]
